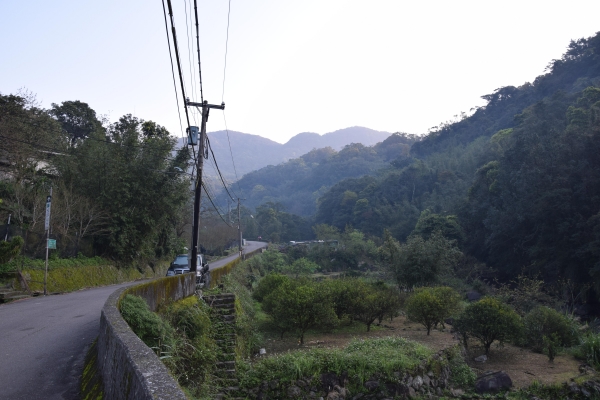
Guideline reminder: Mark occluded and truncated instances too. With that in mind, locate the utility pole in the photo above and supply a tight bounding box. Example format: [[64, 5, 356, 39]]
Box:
[[44, 187, 52, 296], [238, 199, 242, 258], [237, 198, 246, 259], [187, 100, 224, 272], [228, 199, 232, 224], [4, 214, 10, 241]]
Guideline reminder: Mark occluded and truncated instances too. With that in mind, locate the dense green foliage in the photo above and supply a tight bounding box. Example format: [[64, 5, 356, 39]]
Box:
[[262, 279, 338, 343], [158, 296, 217, 391], [0, 94, 197, 264], [120, 294, 174, 350], [523, 306, 578, 358], [121, 294, 217, 397], [380, 229, 462, 288], [238, 337, 432, 391], [575, 332, 600, 369], [405, 287, 461, 335], [455, 297, 523, 355], [0, 236, 23, 264]]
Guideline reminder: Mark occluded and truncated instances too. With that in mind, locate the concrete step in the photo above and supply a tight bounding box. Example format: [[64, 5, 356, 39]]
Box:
[[204, 295, 236, 306], [218, 353, 236, 361], [216, 361, 236, 369], [212, 302, 235, 311], [215, 378, 238, 385], [216, 369, 236, 378]]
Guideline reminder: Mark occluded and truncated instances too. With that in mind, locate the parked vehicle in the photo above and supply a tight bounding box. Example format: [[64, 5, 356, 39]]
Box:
[[166, 254, 190, 276], [166, 254, 211, 288]]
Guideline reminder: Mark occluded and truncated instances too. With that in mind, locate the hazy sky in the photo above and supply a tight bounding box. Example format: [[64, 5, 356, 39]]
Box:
[[2, 1, 600, 144]]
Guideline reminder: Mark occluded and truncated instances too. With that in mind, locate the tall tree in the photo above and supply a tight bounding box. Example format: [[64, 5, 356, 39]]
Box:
[[50, 100, 104, 145]]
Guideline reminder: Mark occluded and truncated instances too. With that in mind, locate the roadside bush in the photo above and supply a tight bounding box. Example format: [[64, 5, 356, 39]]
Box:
[[524, 306, 578, 360], [455, 297, 522, 355], [162, 296, 212, 340], [120, 294, 174, 350], [405, 286, 461, 335]]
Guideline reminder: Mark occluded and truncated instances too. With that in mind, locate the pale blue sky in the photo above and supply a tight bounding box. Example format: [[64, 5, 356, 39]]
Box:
[[2, 1, 600, 143]]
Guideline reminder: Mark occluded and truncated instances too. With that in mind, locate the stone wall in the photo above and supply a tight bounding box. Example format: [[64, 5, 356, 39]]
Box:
[[96, 274, 195, 400]]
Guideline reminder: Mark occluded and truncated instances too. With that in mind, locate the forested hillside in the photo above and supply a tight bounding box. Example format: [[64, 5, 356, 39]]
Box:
[[185, 126, 391, 181], [247, 32, 600, 299], [229, 133, 417, 216]]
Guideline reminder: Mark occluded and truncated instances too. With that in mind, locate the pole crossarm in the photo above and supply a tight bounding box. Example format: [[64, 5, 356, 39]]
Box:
[[186, 101, 225, 110]]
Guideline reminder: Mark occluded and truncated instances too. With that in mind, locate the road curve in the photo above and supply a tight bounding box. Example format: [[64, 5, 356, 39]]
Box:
[[0, 282, 138, 400], [0, 241, 266, 400], [207, 240, 267, 271]]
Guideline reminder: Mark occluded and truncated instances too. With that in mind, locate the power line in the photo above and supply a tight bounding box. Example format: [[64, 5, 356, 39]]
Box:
[[160, 0, 185, 142], [165, 0, 196, 163], [183, 0, 197, 103], [0, 135, 68, 155], [206, 136, 237, 201], [201, 182, 232, 227], [1, 133, 187, 167], [218, 2, 243, 196], [221, 0, 232, 104], [193, 0, 204, 103], [222, 112, 243, 195]]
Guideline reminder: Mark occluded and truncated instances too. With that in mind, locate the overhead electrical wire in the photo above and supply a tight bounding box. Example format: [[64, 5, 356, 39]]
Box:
[[0, 135, 187, 173], [202, 182, 232, 227], [222, 112, 243, 195], [193, 0, 204, 103], [218, 0, 243, 197], [165, 0, 197, 164], [160, 0, 185, 142], [0, 135, 69, 155], [160, 0, 238, 227], [207, 137, 237, 201], [183, 0, 198, 104], [221, 0, 231, 104]]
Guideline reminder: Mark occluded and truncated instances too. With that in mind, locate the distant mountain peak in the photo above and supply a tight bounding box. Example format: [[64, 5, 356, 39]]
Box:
[[179, 126, 392, 182]]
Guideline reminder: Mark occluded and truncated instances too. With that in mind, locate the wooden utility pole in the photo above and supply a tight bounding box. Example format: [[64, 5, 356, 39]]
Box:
[[187, 100, 224, 272]]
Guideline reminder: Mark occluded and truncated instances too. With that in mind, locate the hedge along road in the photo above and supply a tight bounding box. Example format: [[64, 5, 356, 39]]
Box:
[[0, 241, 267, 400]]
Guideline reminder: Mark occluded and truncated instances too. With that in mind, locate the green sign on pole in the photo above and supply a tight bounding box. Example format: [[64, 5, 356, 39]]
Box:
[[48, 239, 56, 249]]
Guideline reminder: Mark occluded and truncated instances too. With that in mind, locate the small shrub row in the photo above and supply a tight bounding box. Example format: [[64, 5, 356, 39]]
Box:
[[255, 274, 403, 343], [237, 337, 433, 392]]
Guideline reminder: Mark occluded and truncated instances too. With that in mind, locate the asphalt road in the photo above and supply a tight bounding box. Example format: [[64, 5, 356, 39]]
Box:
[[208, 240, 266, 271], [0, 281, 137, 400], [0, 241, 267, 400]]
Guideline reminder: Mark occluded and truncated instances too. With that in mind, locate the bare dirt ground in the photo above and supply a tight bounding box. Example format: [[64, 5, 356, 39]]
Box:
[[261, 315, 583, 389]]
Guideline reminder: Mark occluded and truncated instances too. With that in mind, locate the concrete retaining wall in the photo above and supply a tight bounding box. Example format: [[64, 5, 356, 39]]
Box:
[[97, 274, 195, 400]]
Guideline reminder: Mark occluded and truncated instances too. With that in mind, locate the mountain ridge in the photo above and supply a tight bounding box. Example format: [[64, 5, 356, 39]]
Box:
[[179, 126, 392, 181]]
